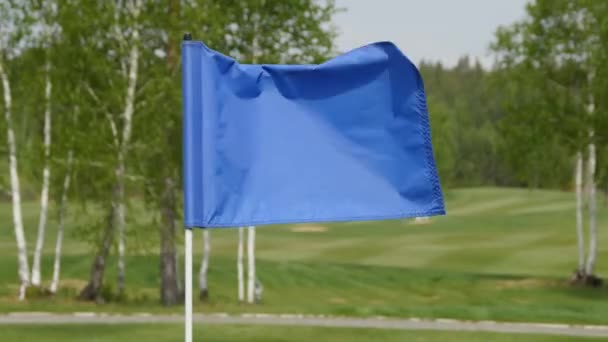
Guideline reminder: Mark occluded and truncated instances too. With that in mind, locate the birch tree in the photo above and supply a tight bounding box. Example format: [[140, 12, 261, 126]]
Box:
[[115, 0, 141, 294], [586, 1, 608, 282], [199, 230, 210, 300], [79, 0, 144, 300], [146, 0, 184, 306], [575, 151, 585, 276], [133, 0, 208, 306], [492, 0, 606, 284], [30, 57, 52, 288], [159, 176, 180, 304], [217, 0, 339, 303], [237, 228, 245, 302], [247, 226, 256, 303], [585, 74, 598, 277], [133, 0, 229, 305], [47, 76, 80, 294], [1, 55, 29, 301], [31, 0, 59, 286], [135, 0, 339, 303], [586, 133, 597, 276], [0, 1, 30, 300], [49, 150, 73, 293]]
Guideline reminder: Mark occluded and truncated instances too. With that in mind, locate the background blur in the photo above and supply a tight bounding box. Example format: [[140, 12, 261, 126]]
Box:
[[1, 0, 608, 341]]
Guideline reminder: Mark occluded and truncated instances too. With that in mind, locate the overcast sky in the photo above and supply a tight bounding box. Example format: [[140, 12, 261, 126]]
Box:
[[334, 0, 529, 68]]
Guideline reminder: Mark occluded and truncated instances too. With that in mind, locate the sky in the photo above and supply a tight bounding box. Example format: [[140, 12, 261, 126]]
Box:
[[334, 0, 529, 68]]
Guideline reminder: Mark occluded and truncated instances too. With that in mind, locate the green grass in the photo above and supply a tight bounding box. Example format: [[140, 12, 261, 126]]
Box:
[[1, 324, 605, 342], [2, 187, 608, 325]]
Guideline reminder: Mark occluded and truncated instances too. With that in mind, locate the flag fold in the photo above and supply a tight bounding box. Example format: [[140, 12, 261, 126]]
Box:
[[182, 40, 445, 228]]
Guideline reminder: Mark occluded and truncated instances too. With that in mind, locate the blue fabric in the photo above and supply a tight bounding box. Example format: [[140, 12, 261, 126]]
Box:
[[182, 40, 445, 228]]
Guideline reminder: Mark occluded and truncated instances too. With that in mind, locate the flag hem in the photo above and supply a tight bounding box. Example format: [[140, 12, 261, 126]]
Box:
[[185, 208, 445, 229], [415, 88, 446, 214]]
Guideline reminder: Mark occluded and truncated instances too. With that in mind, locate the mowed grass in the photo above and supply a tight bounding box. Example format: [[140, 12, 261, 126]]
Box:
[[1, 188, 608, 325], [1, 324, 605, 342]]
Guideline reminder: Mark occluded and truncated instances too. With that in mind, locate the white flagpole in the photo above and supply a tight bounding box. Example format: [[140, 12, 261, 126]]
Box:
[[185, 228, 193, 342], [182, 32, 194, 342]]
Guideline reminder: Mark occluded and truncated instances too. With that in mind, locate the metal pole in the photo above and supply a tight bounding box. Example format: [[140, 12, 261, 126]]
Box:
[[185, 228, 193, 342], [182, 31, 193, 342]]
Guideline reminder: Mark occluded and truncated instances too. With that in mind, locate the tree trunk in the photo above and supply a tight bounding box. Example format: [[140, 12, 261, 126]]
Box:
[[199, 229, 210, 301], [50, 150, 73, 294], [247, 225, 256, 304], [175, 250, 182, 296], [116, 22, 140, 295], [160, 177, 180, 306], [585, 141, 597, 276], [116, 152, 127, 295], [32, 61, 53, 287], [79, 194, 117, 301], [163, 0, 181, 303], [575, 151, 585, 276], [237, 227, 244, 302], [1, 61, 29, 300]]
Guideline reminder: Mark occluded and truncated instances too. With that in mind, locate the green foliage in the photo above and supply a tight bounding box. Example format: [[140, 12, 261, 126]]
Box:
[[133, 0, 341, 217], [6, 0, 608, 306], [491, 0, 608, 189], [419, 59, 512, 187], [0, 1, 346, 297]]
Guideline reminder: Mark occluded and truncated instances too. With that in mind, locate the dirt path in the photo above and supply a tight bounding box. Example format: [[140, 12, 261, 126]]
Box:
[[2, 312, 608, 338]]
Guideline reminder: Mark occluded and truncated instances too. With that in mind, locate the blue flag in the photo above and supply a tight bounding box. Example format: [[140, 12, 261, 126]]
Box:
[[182, 40, 445, 228]]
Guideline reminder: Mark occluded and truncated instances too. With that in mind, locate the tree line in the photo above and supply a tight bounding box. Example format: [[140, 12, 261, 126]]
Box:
[[0, 0, 606, 306], [1, 0, 340, 304], [427, 0, 608, 283]]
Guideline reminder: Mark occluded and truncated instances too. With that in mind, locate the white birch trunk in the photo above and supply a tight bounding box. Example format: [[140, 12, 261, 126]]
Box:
[[199, 230, 210, 299], [116, 151, 127, 293], [575, 151, 585, 274], [247, 225, 256, 304], [237, 227, 244, 302], [586, 140, 597, 275], [1, 61, 29, 300], [584, 70, 598, 276], [31, 61, 52, 287], [117, 4, 141, 292], [49, 150, 73, 294]]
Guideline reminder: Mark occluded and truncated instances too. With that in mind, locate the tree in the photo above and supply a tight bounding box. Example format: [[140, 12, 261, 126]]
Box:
[[491, 0, 607, 284], [71, 0, 145, 300], [36, 0, 342, 304], [31, 0, 59, 288], [115, 0, 142, 296], [199, 230, 210, 300], [133, 0, 341, 304], [0, 0, 31, 300], [215, 0, 340, 303], [132, 0, 225, 306], [237, 227, 245, 302], [49, 150, 73, 293], [419, 59, 510, 188], [47, 67, 82, 294]]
